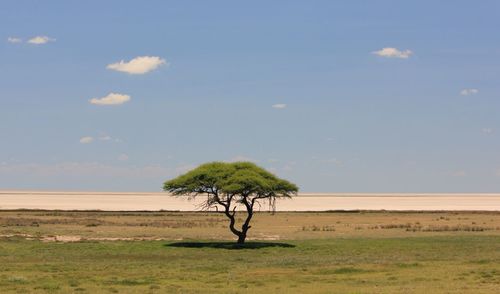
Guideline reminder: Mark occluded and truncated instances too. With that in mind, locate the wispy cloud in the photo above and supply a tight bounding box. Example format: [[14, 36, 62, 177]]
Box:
[[97, 134, 122, 143], [89, 93, 131, 106], [272, 104, 287, 109], [326, 158, 343, 166], [118, 154, 129, 161], [0, 161, 188, 179], [107, 56, 167, 74], [282, 161, 297, 172], [226, 155, 257, 163], [451, 170, 466, 177], [7, 37, 22, 43], [79, 137, 94, 144], [460, 88, 479, 96], [79, 135, 121, 144], [482, 128, 493, 134], [372, 47, 413, 59], [27, 36, 55, 45]]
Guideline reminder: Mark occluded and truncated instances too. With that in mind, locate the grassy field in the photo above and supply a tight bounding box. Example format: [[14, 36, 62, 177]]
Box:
[[0, 211, 499, 293]]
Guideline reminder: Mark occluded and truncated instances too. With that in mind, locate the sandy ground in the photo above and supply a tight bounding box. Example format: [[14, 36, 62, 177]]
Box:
[[1, 191, 499, 211]]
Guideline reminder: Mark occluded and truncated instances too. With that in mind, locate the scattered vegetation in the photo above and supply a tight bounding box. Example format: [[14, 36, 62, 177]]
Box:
[[0, 210, 499, 292], [301, 225, 335, 231], [0, 236, 498, 293], [370, 223, 498, 232]]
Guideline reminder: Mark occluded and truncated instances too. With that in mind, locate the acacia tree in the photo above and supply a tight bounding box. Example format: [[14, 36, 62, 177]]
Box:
[[163, 162, 298, 244]]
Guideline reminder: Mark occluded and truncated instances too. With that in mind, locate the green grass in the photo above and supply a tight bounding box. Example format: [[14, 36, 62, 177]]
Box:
[[0, 236, 499, 293]]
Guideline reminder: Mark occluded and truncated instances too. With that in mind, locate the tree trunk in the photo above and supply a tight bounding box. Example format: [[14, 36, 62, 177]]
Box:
[[226, 213, 242, 238], [222, 198, 254, 244], [223, 206, 245, 244], [237, 233, 246, 244], [237, 208, 253, 244]]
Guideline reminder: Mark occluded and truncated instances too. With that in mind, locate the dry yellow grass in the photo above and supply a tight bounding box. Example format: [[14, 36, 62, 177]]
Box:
[[1, 210, 499, 293], [1, 210, 499, 241]]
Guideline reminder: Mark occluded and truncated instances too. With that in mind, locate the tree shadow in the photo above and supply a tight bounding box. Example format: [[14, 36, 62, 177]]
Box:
[[165, 241, 295, 250]]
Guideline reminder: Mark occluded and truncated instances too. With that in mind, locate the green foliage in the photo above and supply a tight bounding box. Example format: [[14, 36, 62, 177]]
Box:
[[163, 161, 298, 198], [163, 161, 298, 243]]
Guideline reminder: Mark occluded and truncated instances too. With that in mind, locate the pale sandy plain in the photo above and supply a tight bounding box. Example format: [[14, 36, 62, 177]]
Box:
[[1, 190, 499, 211]]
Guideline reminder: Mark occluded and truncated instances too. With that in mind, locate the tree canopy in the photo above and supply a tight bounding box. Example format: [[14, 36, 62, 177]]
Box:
[[163, 161, 298, 243]]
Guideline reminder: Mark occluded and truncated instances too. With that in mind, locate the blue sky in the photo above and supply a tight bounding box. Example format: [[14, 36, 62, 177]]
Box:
[[1, 1, 500, 192]]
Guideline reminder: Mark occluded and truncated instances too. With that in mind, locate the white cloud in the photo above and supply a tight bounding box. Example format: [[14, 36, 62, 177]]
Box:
[[326, 158, 343, 166], [460, 88, 479, 96], [7, 37, 22, 43], [451, 170, 466, 177], [97, 134, 122, 143], [482, 128, 493, 134], [0, 161, 184, 178], [27, 36, 55, 45], [226, 155, 257, 163], [118, 154, 129, 161], [79, 137, 94, 144], [89, 93, 131, 106], [80, 134, 121, 144], [107, 56, 167, 74], [372, 47, 413, 59], [272, 104, 287, 109]]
